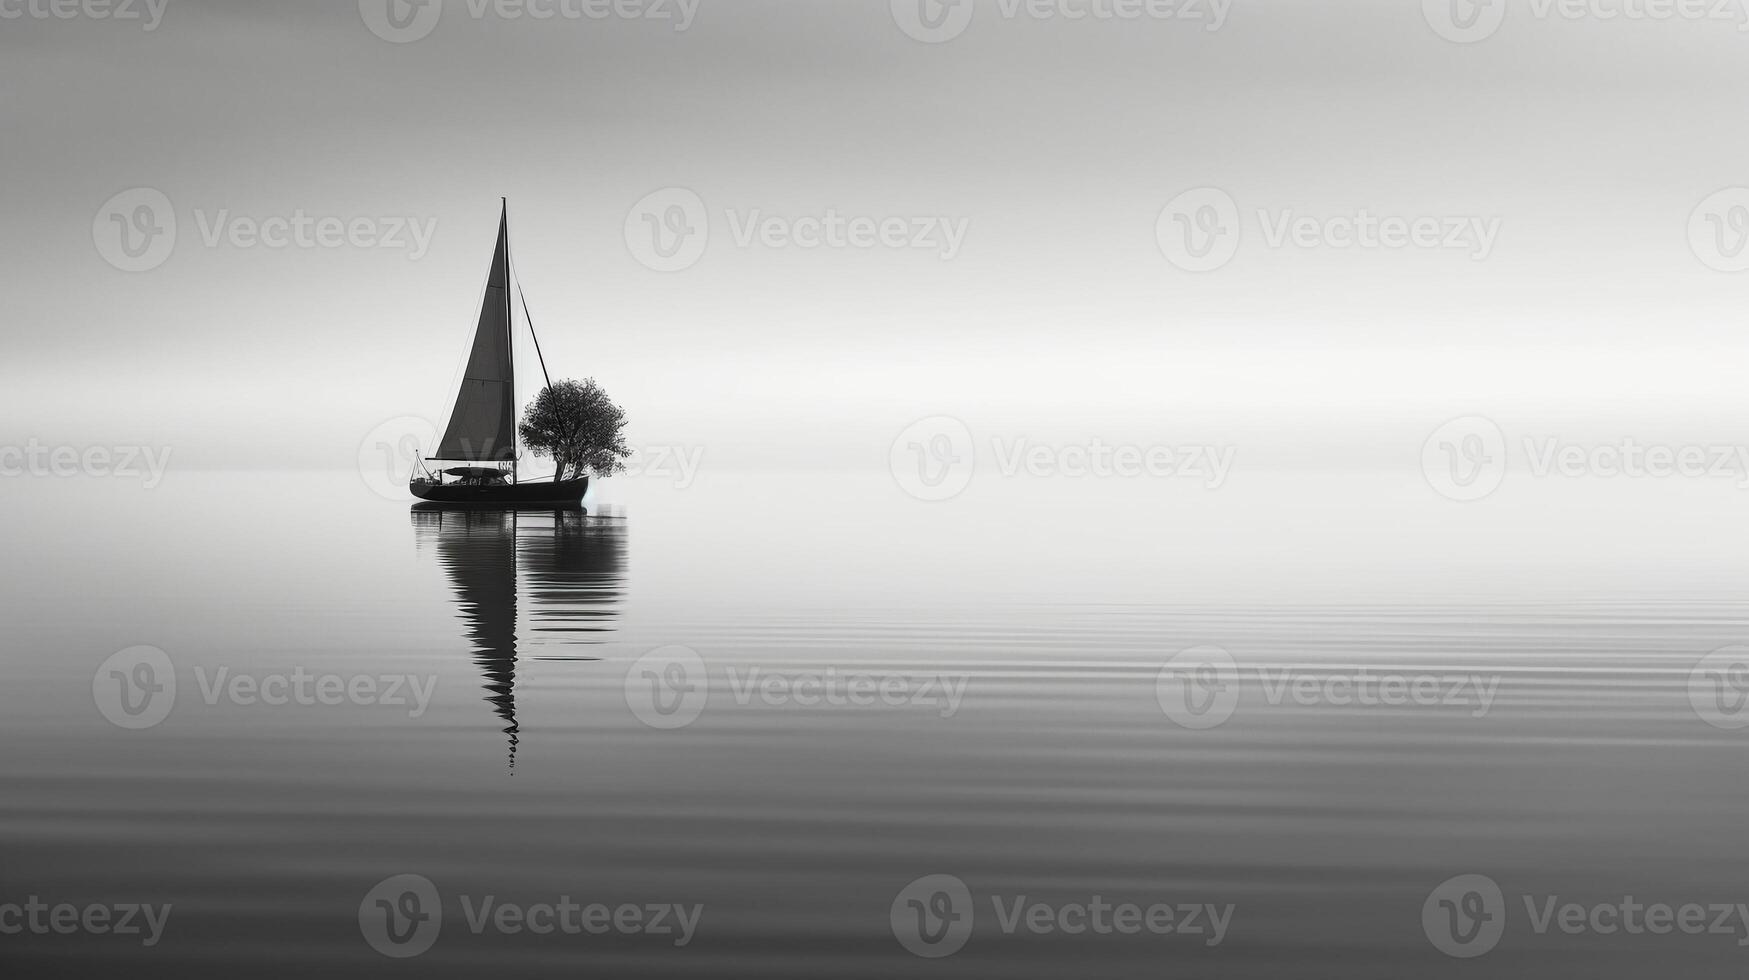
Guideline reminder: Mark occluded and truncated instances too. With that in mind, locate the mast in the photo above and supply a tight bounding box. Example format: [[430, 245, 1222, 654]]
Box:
[[503, 198, 517, 485]]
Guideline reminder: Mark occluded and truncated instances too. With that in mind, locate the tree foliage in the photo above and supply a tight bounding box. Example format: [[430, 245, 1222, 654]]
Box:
[[519, 379, 632, 482]]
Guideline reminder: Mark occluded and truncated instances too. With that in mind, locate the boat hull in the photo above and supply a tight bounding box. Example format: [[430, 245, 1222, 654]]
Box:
[[409, 478, 589, 507]]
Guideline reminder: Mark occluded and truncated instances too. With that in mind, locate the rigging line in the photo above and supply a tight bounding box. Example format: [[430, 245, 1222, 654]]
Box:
[[518, 282, 555, 392]]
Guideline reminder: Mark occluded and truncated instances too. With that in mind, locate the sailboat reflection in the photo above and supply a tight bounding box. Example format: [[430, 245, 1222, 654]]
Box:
[[411, 504, 626, 770]]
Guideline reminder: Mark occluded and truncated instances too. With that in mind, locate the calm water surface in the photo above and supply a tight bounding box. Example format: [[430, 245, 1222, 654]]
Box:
[[3, 471, 1746, 977]]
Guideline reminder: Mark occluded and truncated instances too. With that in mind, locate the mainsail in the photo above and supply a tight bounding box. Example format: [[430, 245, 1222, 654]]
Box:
[[436, 202, 516, 462]]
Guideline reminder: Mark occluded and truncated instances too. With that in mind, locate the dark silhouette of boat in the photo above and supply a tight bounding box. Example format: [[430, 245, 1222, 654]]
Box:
[[410, 200, 589, 506]]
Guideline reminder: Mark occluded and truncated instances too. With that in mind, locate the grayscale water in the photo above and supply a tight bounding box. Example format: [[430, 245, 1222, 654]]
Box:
[[4, 471, 1747, 978]]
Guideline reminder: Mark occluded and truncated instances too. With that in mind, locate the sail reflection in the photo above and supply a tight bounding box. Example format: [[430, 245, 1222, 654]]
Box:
[[411, 505, 627, 769]]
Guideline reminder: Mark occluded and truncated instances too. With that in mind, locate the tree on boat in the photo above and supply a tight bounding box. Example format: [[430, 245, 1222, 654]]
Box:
[[519, 379, 633, 484]]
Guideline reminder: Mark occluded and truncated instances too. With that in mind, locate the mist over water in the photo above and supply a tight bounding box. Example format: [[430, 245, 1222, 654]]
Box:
[[3, 471, 1746, 977]]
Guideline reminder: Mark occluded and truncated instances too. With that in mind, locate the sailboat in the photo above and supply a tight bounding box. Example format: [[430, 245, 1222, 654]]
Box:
[[411, 201, 591, 506]]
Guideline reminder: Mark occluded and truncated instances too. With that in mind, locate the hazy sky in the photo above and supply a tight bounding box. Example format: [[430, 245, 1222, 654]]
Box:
[[6, 0, 1749, 469]]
